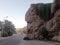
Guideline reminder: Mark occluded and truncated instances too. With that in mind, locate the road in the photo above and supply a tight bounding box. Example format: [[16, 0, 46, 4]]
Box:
[[0, 33, 24, 45], [0, 33, 59, 45]]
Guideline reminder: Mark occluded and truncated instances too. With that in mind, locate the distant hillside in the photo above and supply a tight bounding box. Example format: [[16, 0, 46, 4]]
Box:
[[16, 26, 27, 33]]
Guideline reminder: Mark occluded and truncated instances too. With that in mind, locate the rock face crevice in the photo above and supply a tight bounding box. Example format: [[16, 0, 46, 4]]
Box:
[[25, 0, 60, 42]]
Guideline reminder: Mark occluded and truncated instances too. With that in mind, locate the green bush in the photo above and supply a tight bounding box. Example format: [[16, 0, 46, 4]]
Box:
[[7, 31, 13, 36], [1, 30, 13, 37], [1, 31, 8, 37], [39, 27, 49, 39], [35, 3, 53, 21], [39, 27, 54, 40]]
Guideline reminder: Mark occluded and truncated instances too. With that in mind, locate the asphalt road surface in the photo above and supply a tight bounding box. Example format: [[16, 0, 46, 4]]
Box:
[[0, 33, 24, 45], [0, 33, 59, 45]]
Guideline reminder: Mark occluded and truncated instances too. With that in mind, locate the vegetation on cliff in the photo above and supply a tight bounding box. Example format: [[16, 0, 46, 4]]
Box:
[[34, 3, 52, 21]]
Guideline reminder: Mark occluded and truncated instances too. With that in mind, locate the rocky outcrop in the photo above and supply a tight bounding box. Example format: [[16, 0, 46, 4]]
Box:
[[25, 0, 60, 42], [25, 3, 53, 40], [46, 9, 60, 41], [25, 4, 45, 39], [50, 9, 60, 42], [51, 0, 60, 15]]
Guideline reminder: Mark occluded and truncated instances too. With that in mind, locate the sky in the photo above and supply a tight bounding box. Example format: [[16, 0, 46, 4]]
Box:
[[0, 0, 53, 28]]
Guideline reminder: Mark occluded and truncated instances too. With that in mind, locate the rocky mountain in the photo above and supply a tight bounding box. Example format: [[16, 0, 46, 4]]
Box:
[[25, 0, 60, 42]]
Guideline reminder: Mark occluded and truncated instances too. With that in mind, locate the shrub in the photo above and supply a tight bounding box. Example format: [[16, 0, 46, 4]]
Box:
[[1, 31, 8, 37], [7, 31, 13, 36], [39, 27, 49, 39], [34, 3, 53, 21], [1, 30, 13, 37]]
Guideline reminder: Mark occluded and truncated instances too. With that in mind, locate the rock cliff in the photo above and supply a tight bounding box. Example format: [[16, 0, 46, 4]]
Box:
[[25, 0, 60, 42]]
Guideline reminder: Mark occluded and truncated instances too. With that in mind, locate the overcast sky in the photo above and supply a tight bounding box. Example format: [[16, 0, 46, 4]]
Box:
[[0, 0, 53, 28]]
